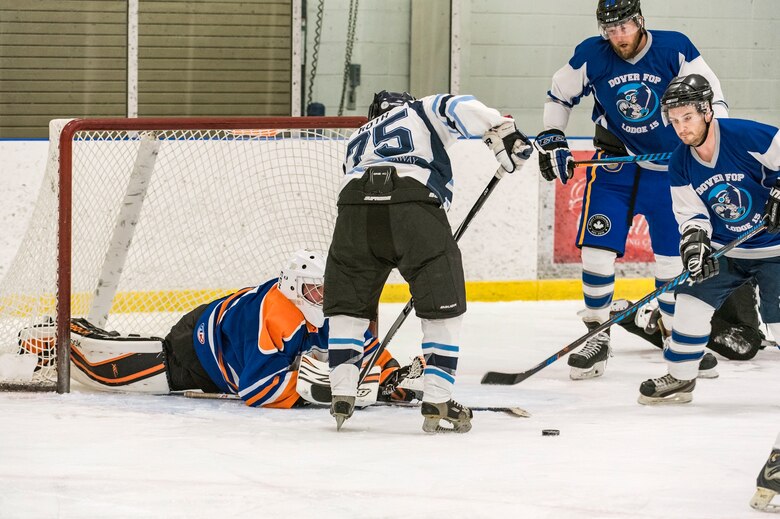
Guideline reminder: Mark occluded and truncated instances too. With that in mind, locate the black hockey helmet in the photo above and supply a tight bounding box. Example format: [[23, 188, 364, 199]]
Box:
[[597, 0, 643, 38], [368, 90, 415, 120], [661, 74, 714, 123], [596, 0, 642, 26]]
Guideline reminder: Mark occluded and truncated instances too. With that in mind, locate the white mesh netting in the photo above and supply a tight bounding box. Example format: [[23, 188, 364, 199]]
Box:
[[0, 118, 359, 388]]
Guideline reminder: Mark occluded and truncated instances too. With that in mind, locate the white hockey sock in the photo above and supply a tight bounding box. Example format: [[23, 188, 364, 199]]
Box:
[[580, 247, 616, 323], [421, 315, 463, 404], [328, 314, 369, 397], [665, 294, 715, 380], [654, 254, 683, 331]]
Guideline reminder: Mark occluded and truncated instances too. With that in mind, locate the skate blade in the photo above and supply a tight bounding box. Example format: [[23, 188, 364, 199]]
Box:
[[697, 368, 719, 379], [750, 487, 780, 511], [637, 392, 693, 406], [422, 416, 472, 434], [569, 361, 606, 380], [334, 415, 348, 431]]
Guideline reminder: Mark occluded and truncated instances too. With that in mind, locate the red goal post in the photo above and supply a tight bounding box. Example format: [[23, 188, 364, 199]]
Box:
[[1, 116, 366, 393]]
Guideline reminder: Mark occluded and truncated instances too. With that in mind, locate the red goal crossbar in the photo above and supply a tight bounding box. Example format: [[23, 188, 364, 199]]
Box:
[[54, 116, 366, 393]]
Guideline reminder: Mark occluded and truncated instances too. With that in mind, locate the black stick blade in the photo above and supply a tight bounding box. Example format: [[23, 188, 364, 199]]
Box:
[[481, 371, 521, 385]]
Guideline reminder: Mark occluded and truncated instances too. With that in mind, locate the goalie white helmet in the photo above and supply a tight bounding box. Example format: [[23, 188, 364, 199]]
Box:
[[278, 249, 326, 328]]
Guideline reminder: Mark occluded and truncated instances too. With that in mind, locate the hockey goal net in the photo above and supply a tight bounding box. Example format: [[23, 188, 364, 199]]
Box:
[[0, 116, 366, 392]]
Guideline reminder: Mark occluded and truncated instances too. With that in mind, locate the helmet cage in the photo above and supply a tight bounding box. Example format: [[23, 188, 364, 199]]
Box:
[[278, 250, 326, 327], [300, 279, 324, 306]]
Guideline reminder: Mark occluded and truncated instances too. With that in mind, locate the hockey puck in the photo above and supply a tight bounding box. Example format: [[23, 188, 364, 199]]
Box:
[[542, 429, 560, 436]]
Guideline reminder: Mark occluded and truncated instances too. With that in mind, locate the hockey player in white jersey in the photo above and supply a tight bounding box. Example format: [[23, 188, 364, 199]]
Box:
[[638, 74, 780, 405], [325, 91, 532, 432], [535, 0, 729, 380]]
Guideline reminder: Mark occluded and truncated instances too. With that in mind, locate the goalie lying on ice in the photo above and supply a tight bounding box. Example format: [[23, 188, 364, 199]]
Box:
[[20, 249, 420, 408]]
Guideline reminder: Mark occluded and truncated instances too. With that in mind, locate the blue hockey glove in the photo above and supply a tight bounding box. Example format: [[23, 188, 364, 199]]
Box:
[[534, 129, 574, 185]]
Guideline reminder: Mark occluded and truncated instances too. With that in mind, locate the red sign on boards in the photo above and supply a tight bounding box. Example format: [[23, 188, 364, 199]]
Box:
[[553, 150, 653, 264]]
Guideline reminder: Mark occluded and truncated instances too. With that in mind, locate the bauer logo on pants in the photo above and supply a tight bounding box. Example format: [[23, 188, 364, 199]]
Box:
[[587, 214, 611, 237]]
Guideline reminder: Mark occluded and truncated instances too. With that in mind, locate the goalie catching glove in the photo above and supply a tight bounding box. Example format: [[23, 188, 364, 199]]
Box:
[[534, 129, 574, 185], [680, 226, 719, 283], [482, 121, 532, 174]]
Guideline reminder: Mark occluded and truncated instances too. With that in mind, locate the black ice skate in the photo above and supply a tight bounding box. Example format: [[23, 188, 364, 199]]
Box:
[[638, 374, 695, 405], [421, 399, 473, 434], [697, 352, 719, 379], [750, 448, 780, 511], [330, 395, 355, 431], [568, 320, 610, 380]]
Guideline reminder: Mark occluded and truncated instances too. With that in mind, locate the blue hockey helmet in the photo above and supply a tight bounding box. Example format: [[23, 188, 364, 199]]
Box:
[[368, 91, 415, 120]]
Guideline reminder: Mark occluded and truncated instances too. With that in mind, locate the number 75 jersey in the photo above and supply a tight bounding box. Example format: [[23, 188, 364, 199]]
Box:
[[341, 94, 511, 210]]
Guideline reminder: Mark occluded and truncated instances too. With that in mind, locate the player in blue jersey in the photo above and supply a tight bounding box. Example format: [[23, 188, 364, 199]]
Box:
[[37, 250, 417, 408], [534, 0, 731, 380], [637, 74, 780, 405], [325, 91, 533, 433]]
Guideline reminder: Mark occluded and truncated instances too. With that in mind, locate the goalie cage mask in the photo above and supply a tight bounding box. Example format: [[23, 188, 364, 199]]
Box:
[[278, 249, 326, 328]]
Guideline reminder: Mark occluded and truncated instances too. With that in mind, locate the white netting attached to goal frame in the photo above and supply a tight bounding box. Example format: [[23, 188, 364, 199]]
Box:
[[0, 116, 366, 392]]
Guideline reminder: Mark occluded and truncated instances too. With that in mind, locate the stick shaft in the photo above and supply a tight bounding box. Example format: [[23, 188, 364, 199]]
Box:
[[573, 152, 672, 168], [481, 221, 767, 385], [358, 168, 506, 385]]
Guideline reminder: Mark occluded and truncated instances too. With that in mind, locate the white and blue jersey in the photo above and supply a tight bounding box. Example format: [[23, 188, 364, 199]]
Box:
[[669, 118, 780, 258], [341, 94, 510, 209], [546, 30, 727, 170]]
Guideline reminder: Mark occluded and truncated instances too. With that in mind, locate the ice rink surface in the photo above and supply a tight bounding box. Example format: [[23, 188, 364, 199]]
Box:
[[1, 300, 777, 519]]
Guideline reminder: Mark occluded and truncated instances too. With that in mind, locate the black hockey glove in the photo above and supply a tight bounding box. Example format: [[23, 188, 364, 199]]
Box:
[[763, 181, 780, 233], [534, 129, 574, 185], [482, 121, 533, 174], [680, 226, 719, 283]]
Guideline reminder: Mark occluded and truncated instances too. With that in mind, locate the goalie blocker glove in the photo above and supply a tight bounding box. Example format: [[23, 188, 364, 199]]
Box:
[[482, 121, 532, 174], [534, 129, 574, 185], [680, 226, 719, 283], [764, 181, 780, 234]]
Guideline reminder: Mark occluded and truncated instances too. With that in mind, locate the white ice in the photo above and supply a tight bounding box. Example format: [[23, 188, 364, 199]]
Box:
[[0, 301, 777, 519]]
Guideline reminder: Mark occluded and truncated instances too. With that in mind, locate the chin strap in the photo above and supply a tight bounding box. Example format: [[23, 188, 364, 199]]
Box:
[[693, 122, 711, 148], [693, 109, 714, 148]]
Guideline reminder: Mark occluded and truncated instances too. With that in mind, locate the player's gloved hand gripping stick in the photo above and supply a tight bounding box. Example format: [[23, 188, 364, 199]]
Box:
[[481, 221, 768, 385], [567, 152, 673, 174], [357, 123, 532, 388]]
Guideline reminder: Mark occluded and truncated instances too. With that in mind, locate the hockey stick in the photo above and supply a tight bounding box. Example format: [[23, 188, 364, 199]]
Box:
[[570, 152, 673, 170], [481, 221, 768, 385], [181, 391, 530, 416], [357, 166, 508, 386]]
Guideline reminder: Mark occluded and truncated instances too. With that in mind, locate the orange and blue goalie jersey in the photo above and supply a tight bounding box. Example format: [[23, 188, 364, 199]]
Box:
[[191, 278, 330, 408]]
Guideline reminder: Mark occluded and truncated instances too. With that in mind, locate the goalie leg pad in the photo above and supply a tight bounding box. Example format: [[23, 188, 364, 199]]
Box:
[[297, 353, 379, 407], [68, 318, 170, 394]]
